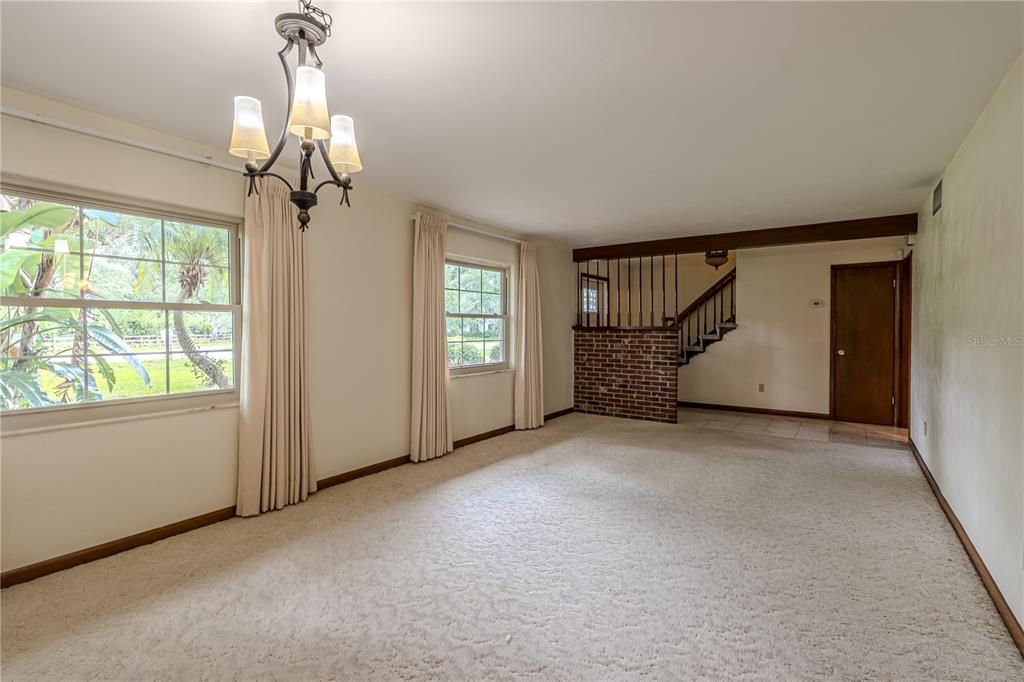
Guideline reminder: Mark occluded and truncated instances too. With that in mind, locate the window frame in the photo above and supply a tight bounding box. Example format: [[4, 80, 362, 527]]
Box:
[[0, 182, 242, 429], [580, 272, 609, 324], [444, 258, 510, 376]]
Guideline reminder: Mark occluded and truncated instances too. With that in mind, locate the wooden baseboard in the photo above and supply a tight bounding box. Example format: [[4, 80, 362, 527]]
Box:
[[453, 425, 514, 449], [451, 407, 574, 449], [908, 438, 1024, 658], [677, 401, 831, 420], [0, 506, 237, 589], [544, 407, 575, 421], [316, 455, 411, 490], [1, 407, 575, 589]]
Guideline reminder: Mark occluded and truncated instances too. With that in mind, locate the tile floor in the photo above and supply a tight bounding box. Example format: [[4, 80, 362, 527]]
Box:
[[678, 407, 908, 449]]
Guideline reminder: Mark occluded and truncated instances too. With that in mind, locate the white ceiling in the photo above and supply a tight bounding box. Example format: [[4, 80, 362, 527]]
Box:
[[2, 2, 1020, 246]]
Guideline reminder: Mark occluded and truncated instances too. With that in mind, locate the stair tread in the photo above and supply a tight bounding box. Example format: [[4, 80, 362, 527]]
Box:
[[680, 319, 738, 367]]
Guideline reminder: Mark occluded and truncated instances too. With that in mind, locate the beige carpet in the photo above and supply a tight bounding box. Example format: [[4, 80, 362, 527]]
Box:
[[2, 413, 1021, 680]]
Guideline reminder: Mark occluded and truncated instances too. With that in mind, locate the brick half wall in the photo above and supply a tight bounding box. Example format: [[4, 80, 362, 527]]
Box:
[[574, 327, 678, 423]]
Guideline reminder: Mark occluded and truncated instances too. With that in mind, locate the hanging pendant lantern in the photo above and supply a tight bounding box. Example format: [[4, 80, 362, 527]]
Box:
[[705, 249, 728, 270]]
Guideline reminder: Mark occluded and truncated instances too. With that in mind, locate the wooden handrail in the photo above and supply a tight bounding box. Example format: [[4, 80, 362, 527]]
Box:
[[673, 268, 735, 324]]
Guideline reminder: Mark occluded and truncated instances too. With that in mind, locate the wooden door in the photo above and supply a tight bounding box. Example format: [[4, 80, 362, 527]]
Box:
[[831, 262, 897, 425]]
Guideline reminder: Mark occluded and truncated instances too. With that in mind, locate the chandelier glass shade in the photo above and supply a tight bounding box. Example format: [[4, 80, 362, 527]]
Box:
[[328, 115, 362, 174], [228, 1, 361, 232], [229, 97, 271, 160], [288, 66, 332, 139]]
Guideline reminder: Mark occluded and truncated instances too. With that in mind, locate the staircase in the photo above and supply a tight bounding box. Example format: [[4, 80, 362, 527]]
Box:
[[669, 268, 737, 366]]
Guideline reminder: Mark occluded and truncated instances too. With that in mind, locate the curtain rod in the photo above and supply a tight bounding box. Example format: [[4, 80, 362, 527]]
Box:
[[411, 213, 524, 245], [1, 106, 241, 173], [5, 106, 529, 243]]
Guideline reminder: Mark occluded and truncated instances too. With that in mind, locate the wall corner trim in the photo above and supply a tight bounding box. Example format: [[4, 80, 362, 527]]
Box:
[[908, 438, 1024, 658]]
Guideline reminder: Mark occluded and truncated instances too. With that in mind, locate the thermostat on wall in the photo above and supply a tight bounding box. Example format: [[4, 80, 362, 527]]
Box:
[[809, 299, 825, 308]]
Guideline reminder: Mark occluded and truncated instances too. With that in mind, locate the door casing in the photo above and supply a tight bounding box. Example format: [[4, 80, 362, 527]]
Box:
[[829, 260, 909, 425]]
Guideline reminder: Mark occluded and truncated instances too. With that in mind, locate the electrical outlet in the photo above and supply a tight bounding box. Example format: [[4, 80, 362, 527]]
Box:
[[758, 383, 765, 393]]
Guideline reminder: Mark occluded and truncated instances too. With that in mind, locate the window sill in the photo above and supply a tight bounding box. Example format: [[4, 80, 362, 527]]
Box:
[[1, 391, 239, 438], [450, 368, 514, 380]]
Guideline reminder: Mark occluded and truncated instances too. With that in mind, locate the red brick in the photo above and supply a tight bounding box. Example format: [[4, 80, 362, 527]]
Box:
[[573, 328, 678, 424]]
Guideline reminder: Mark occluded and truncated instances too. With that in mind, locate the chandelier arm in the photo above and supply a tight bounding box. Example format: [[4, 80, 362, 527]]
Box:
[[255, 37, 297, 174], [312, 179, 341, 194], [308, 43, 324, 68], [249, 171, 296, 192]]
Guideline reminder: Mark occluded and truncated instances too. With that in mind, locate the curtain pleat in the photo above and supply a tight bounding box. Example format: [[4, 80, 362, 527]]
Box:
[[515, 241, 545, 429], [411, 212, 454, 462], [237, 177, 316, 517]]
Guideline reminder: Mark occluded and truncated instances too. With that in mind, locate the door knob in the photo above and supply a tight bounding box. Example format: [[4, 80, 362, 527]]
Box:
[[837, 349, 846, 356]]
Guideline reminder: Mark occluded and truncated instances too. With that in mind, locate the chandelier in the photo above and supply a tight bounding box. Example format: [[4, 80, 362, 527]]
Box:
[[704, 249, 728, 269], [228, 0, 361, 231]]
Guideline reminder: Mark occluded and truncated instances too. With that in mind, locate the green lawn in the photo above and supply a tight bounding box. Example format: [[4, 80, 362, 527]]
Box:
[[39, 357, 233, 402]]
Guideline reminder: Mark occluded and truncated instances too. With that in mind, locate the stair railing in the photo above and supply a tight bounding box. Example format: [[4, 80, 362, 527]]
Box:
[[573, 256, 735, 334], [672, 268, 736, 352]]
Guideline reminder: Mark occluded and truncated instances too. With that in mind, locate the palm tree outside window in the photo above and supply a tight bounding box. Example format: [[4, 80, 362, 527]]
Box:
[[0, 189, 240, 413]]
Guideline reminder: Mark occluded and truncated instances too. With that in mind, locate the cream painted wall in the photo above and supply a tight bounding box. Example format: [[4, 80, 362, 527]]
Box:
[[0, 89, 576, 571], [910, 54, 1023, 623], [0, 89, 244, 218], [536, 238, 575, 414], [678, 237, 906, 413], [1, 409, 239, 571], [305, 189, 415, 475]]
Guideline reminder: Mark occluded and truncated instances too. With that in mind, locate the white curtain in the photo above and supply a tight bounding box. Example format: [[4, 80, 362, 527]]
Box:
[[515, 241, 545, 429], [411, 212, 454, 461], [237, 177, 316, 516]]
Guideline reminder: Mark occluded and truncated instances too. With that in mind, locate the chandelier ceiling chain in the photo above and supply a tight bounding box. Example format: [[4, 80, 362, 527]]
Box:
[[300, 0, 332, 37], [228, 0, 361, 232]]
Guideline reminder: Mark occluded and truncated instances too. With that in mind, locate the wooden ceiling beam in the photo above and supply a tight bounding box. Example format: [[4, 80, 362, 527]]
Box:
[[572, 213, 918, 262]]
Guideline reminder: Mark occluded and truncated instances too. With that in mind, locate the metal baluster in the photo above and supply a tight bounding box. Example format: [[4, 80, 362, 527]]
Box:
[[602, 260, 607, 327], [649, 256, 654, 327], [674, 254, 679, 325], [628, 258, 632, 327], [616, 258, 621, 327], [661, 254, 666, 327]]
